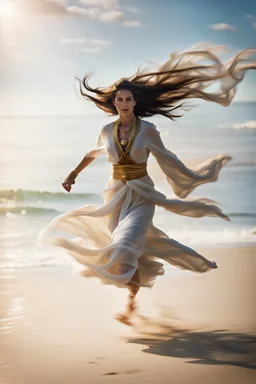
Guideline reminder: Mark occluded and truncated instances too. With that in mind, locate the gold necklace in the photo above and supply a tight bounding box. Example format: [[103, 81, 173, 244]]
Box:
[[120, 129, 131, 146], [119, 125, 132, 145], [118, 125, 132, 133], [118, 118, 136, 147]]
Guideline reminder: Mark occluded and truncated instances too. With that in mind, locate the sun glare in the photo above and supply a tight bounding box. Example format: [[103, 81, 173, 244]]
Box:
[[0, 1, 15, 18]]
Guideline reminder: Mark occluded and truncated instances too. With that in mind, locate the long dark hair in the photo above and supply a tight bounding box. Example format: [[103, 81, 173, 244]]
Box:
[[76, 44, 256, 121]]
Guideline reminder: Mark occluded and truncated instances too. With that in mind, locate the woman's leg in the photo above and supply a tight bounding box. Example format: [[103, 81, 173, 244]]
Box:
[[126, 268, 140, 315], [114, 267, 140, 325], [111, 196, 154, 323]]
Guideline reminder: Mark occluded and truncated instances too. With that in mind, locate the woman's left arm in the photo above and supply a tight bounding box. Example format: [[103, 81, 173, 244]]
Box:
[[146, 123, 232, 198]]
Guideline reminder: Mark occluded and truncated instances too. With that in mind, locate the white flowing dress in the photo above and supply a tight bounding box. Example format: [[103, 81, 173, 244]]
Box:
[[38, 118, 231, 288]]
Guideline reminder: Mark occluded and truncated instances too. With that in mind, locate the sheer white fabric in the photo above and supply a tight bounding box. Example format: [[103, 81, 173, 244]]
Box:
[[38, 119, 231, 288]]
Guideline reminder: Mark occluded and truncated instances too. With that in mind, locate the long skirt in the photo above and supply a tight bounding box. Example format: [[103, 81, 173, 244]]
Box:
[[38, 176, 219, 288]]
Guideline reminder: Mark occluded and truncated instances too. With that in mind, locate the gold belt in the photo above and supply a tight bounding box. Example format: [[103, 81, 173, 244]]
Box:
[[112, 162, 147, 182]]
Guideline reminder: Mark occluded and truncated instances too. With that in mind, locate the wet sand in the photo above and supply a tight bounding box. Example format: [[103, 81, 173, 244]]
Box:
[[0, 245, 255, 384]]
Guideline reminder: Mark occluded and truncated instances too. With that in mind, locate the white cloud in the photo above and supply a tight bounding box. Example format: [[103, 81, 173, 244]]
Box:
[[124, 6, 140, 13], [53, 0, 68, 4], [79, 0, 119, 9], [67, 5, 124, 23], [60, 38, 86, 44], [245, 14, 256, 19], [60, 38, 111, 46], [123, 20, 141, 27], [15, 0, 69, 16], [219, 120, 256, 130], [253, 22, 256, 28], [67, 6, 99, 17], [88, 39, 111, 45], [14, 0, 124, 23], [98, 10, 123, 22], [209, 23, 237, 31], [81, 47, 102, 53]]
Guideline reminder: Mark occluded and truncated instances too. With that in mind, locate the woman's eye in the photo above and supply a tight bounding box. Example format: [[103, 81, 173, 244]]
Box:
[[116, 98, 132, 101]]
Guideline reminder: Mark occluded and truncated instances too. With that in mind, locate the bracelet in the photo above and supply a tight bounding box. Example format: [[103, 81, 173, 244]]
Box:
[[64, 170, 78, 184]]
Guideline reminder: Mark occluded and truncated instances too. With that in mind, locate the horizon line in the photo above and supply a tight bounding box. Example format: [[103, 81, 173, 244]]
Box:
[[1, 101, 256, 117]]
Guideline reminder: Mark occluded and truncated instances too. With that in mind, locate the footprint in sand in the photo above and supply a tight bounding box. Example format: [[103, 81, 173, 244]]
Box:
[[103, 369, 141, 376]]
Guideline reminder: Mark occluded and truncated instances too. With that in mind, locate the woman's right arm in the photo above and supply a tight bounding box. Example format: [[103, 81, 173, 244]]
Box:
[[62, 126, 107, 192], [62, 156, 95, 192]]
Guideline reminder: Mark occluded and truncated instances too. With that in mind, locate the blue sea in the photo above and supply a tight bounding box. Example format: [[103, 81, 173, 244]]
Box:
[[1, 101, 256, 270]]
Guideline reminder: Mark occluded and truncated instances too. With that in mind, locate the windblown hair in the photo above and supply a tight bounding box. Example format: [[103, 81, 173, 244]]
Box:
[[76, 43, 256, 120]]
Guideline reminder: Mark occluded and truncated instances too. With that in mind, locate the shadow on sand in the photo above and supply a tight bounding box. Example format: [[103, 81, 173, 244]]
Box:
[[126, 312, 256, 369]]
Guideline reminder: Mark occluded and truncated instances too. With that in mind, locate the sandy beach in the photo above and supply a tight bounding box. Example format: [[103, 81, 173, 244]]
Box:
[[0, 245, 255, 384]]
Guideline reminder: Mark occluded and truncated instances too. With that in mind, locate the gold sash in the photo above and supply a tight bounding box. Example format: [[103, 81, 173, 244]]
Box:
[[112, 117, 148, 182], [112, 162, 147, 181]]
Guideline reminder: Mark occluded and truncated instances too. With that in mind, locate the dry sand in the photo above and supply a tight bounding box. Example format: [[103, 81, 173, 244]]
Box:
[[0, 245, 255, 384]]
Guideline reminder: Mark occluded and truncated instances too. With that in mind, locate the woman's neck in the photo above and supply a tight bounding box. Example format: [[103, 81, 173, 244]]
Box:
[[119, 114, 135, 127]]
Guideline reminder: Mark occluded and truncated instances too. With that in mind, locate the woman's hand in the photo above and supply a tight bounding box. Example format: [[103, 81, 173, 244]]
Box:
[[62, 180, 74, 193], [62, 170, 77, 193]]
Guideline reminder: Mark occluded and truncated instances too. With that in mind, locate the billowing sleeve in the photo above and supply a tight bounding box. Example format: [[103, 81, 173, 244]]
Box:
[[146, 123, 231, 198], [85, 126, 108, 159]]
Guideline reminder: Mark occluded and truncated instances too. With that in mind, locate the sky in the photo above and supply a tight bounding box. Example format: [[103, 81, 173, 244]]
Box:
[[0, 0, 255, 115]]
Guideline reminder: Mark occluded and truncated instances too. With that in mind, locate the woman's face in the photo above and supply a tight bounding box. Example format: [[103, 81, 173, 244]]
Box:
[[113, 89, 137, 116]]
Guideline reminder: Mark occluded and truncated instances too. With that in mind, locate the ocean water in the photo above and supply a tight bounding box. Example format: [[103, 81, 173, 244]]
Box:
[[0, 101, 256, 270]]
